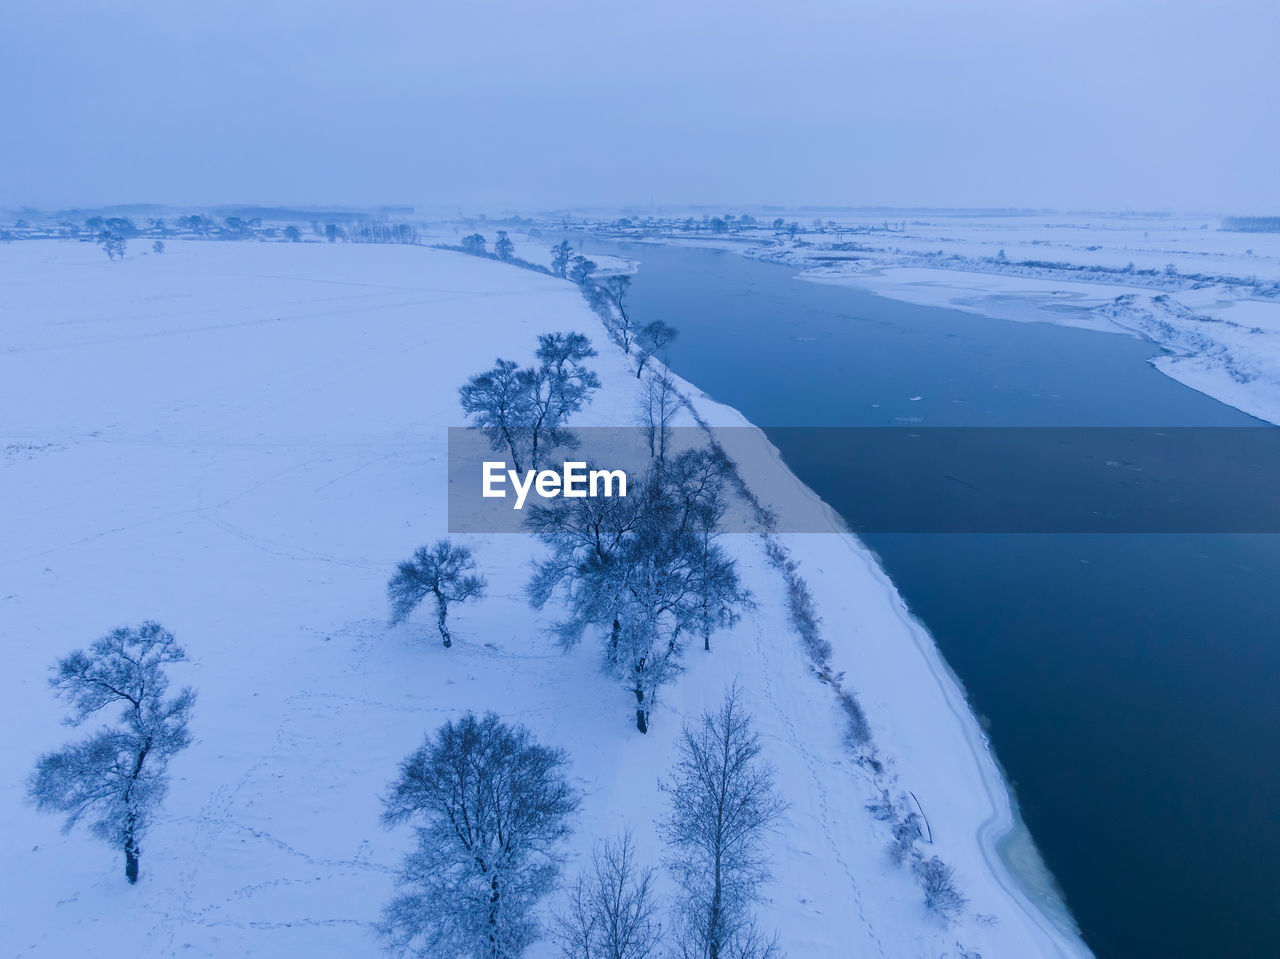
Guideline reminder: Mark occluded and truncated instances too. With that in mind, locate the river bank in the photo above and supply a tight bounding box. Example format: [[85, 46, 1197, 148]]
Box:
[[532, 211, 1280, 429], [552, 237, 1279, 958]]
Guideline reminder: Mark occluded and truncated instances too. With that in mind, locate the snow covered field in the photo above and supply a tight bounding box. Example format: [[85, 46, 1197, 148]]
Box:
[[1, 240, 1089, 957]]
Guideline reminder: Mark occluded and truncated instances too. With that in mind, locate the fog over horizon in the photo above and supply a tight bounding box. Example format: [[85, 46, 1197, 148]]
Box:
[[3, 0, 1277, 215]]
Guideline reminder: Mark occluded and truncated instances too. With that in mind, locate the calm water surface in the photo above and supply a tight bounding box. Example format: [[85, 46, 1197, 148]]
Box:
[[580, 240, 1280, 959]]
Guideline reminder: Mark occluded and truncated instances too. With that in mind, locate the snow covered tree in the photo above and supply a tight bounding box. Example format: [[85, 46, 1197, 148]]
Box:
[[553, 830, 662, 959], [527, 448, 747, 733], [672, 451, 749, 653], [551, 241, 574, 278], [660, 685, 785, 959], [461, 357, 533, 472], [27, 622, 195, 884], [96, 228, 126, 260], [495, 230, 515, 261], [463, 233, 487, 255], [637, 369, 679, 463], [602, 274, 636, 352], [381, 712, 578, 959], [459, 334, 599, 473], [569, 256, 597, 286], [388, 540, 487, 648], [525, 332, 600, 470], [634, 321, 677, 378]]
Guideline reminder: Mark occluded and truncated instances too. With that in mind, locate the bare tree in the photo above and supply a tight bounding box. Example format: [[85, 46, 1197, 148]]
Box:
[[96, 228, 126, 260], [634, 321, 677, 378], [460, 334, 600, 473], [637, 369, 679, 463], [528, 449, 746, 733], [388, 540, 487, 647], [463, 233, 487, 255], [569, 256, 597, 286], [27, 622, 195, 884], [495, 230, 515, 261], [461, 358, 534, 472], [551, 241, 574, 278], [660, 685, 786, 959], [381, 712, 579, 959], [602, 275, 636, 352], [691, 523, 749, 654], [553, 831, 662, 959], [525, 333, 601, 470]]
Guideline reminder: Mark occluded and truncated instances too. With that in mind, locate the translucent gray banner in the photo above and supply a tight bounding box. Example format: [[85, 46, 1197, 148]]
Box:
[[448, 426, 1280, 533]]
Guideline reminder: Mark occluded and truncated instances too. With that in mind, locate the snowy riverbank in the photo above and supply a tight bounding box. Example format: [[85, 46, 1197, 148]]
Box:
[[530, 210, 1280, 428], [1, 239, 1089, 957]]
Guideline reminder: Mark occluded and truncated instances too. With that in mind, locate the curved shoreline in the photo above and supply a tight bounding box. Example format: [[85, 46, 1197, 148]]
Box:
[[577, 234, 1094, 954], [669, 378, 1093, 957]]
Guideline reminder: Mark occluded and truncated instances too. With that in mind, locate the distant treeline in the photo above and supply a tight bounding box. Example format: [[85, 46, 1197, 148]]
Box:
[[1222, 216, 1280, 233], [0, 213, 421, 254]]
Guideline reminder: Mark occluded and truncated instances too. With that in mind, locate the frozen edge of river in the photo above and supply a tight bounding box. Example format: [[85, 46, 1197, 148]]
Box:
[[657, 373, 1094, 958]]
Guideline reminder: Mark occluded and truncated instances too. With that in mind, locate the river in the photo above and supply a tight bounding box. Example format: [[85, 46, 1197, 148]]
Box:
[[578, 239, 1280, 959]]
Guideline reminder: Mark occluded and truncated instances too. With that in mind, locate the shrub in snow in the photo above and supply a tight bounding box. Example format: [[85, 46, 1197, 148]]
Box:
[[381, 712, 578, 959], [553, 830, 662, 959], [762, 540, 830, 665], [913, 855, 967, 921], [388, 539, 487, 648], [888, 812, 923, 866], [660, 685, 786, 959], [27, 622, 195, 884], [836, 687, 872, 748]]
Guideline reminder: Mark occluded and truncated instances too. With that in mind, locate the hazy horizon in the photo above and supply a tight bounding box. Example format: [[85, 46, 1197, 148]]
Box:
[[3, 0, 1278, 214]]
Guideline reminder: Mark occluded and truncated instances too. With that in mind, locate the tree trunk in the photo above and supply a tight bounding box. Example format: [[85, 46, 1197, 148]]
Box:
[[488, 874, 501, 959], [124, 823, 139, 884], [437, 598, 452, 648], [634, 683, 648, 734], [709, 873, 722, 959], [122, 741, 150, 884], [633, 656, 649, 733]]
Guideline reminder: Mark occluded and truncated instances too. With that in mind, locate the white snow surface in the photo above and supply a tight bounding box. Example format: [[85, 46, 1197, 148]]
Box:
[[1, 240, 1090, 958]]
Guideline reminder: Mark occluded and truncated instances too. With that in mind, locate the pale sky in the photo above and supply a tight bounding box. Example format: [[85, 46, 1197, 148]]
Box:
[[2, 0, 1277, 213]]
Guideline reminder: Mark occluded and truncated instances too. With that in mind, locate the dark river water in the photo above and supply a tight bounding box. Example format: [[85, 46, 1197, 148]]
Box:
[[580, 239, 1280, 959]]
